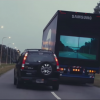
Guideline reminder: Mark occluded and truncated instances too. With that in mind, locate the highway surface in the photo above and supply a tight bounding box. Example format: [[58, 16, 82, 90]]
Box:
[[59, 51, 88, 59], [0, 69, 100, 99]]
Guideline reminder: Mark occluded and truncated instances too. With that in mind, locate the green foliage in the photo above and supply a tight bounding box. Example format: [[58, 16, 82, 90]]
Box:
[[0, 44, 21, 63], [94, 1, 100, 14]]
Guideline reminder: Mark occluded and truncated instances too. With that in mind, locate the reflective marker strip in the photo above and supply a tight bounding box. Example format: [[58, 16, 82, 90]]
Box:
[[83, 69, 85, 73], [68, 68, 70, 72]]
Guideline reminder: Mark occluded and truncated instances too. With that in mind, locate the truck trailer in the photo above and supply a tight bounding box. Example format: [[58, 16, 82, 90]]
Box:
[[42, 10, 100, 84]]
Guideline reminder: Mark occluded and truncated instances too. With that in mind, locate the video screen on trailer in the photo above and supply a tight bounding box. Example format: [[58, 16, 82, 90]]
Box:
[[59, 35, 98, 60]]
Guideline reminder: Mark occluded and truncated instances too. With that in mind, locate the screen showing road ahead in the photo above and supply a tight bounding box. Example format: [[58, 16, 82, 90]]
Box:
[[59, 35, 98, 60]]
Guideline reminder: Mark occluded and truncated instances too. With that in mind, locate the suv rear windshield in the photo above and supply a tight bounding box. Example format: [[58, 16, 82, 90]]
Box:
[[26, 52, 55, 62]]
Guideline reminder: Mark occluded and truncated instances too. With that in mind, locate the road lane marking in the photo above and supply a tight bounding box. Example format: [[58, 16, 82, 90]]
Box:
[[51, 92, 61, 100]]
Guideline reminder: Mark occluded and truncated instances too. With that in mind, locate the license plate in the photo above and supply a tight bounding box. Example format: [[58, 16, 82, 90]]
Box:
[[36, 79, 44, 83]]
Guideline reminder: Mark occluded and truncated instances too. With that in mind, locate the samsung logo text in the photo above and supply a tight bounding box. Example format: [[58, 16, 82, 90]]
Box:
[[72, 15, 92, 20]]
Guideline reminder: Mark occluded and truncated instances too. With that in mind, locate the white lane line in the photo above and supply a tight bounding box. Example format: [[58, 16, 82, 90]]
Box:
[[51, 92, 61, 100]]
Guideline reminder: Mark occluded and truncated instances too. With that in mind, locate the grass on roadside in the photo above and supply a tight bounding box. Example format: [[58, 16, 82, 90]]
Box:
[[94, 74, 100, 87], [0, 63, 15, 76]]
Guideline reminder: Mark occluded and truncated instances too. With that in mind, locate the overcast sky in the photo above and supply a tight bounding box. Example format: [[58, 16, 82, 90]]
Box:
[[0, 0, 99, 52]]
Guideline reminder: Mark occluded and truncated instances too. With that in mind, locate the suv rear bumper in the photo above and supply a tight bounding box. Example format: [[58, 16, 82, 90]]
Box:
[[19, 77, 59, 86]]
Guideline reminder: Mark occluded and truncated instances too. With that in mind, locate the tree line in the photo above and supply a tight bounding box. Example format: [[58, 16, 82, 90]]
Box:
[[79, 38, 97, 55], [0, 44, 21, 63], [59, 41, 73, 51], [94, 1, 100, 14]]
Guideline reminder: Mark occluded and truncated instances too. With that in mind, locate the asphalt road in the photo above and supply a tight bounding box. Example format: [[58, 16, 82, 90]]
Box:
[[59, 51, 88, 59], [0, 69, 100, 99]]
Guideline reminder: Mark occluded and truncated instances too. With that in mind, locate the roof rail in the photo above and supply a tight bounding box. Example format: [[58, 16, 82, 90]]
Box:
[[24, 49, 52, 52]]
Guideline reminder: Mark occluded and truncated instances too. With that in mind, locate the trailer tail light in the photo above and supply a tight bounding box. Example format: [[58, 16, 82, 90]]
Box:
[[54, 54, 60, 71], [97, 16, 100, 17], [60, 68, 64, 71], [87, 70, 96, 73], [77, 69, 80, 71], [73, 69, 80, 72], [83, 69, 85, 73], [21, 52, 28, 69]]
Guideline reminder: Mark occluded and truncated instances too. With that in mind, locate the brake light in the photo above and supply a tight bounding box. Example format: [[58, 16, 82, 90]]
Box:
[[55, 58, 59, 66], [54, 54, 60, 71], [21, 52, 28, 69]]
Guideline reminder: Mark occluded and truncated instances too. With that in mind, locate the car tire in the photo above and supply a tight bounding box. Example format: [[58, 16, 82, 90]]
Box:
[[14, 77, 17, 85], [52, 83, 59, 90], [16, 78, 22, 88], [38, 62, 54, 77]]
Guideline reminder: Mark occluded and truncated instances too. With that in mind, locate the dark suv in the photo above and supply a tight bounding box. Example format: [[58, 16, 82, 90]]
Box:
[[14, 49, 60, 90]]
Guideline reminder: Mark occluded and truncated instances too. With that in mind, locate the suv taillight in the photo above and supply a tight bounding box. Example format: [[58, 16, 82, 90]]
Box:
[[21, 52, 28, 69], [54, 54, 60, 71]]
